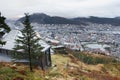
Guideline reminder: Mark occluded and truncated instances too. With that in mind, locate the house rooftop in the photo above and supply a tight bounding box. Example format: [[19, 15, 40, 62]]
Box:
[[0, 30, 50, 52], [0, 28, 4, 32]]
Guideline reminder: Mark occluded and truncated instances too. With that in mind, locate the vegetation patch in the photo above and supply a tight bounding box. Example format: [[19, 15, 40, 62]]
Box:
[[73, 51, 118, 65], [0, 51, 120, 80]]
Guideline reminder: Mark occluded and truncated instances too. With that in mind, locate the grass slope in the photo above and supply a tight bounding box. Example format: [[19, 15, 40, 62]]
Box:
[[0, 50, 120, 80]]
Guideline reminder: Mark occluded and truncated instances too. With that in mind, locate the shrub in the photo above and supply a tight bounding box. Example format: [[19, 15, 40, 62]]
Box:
[[0, 67, 15, 74], [72, 52, 119, 65]]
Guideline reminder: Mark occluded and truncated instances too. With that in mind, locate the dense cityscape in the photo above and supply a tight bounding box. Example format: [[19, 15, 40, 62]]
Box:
[[8, 21, 120, 59]]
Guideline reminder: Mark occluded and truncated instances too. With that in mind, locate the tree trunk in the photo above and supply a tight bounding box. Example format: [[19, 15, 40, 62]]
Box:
[[28, 50, 33, 72], [28, 33, 33, 72], [40, 57, 44, 70]]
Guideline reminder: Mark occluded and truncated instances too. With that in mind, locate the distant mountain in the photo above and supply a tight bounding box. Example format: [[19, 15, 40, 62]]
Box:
[[18, 13, 120, 26], [115, 17, 120, 19], [72, 16, 120, 25], [18, 13, 84, 25]]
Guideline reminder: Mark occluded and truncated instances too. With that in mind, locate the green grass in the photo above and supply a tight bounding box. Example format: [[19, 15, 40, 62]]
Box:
[[0, 66, 35, 80], [0, 67, 20, 80]]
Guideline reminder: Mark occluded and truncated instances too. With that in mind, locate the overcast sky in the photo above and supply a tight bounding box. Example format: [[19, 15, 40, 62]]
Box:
[[0, 0, 120, 19]]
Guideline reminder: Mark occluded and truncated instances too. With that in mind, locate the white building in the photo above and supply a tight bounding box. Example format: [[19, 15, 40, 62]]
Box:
[[0, 30, 52, 68]]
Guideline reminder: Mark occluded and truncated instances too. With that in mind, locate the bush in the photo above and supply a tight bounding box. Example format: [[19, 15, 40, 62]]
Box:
[[73, 52, 119, 65], [0, 67, 17, 80], [0, 67, 15, 74]]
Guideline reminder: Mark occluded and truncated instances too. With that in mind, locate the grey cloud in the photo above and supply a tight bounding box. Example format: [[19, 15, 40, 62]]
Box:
[[0, 0, 120, 19]]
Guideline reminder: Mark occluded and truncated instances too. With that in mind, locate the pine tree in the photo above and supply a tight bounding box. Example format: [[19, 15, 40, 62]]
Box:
[[13, 13, 43, 71], [0, 12, 11, 45]]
